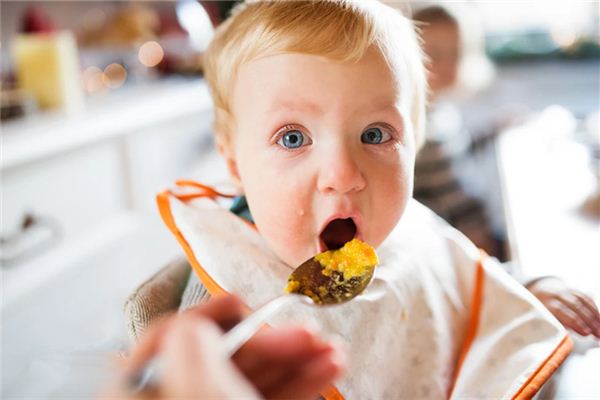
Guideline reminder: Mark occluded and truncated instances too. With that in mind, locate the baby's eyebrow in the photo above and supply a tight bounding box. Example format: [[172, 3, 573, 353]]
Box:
[[264, 94, 399, 119], [267, 99, 396, 114], [368, 95, 400, 111], [267, 99, 323, 115]]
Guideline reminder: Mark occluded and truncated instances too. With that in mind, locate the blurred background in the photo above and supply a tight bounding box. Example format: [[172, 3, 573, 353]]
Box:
[[1, 1, 599, 398]]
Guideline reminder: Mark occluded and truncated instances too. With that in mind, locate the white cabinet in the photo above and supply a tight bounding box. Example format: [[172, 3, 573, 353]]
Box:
[[2, 141, 128, 247], [1, 78, 214, 300], [1, 78, 222, 397]]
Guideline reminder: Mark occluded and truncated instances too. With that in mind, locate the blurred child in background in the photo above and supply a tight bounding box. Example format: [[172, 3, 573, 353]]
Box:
[[413, 5, 499, 258], [413, 4, 600, 338]]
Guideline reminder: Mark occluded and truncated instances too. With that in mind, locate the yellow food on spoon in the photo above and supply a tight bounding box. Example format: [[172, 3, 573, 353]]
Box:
[[285, 239, 378, 304], [315, 238, 378, 280]]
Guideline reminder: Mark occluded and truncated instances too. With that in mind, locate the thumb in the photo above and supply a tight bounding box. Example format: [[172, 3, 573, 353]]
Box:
[[161, 315, 261, 399]]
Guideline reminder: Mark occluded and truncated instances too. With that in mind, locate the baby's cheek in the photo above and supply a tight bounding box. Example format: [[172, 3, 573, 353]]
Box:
[[249, 185, 311, 265], [370, 166, 410, 245]]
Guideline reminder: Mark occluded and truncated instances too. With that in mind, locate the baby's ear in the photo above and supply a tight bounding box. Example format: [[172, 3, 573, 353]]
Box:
[[216, 135, 242, 191]]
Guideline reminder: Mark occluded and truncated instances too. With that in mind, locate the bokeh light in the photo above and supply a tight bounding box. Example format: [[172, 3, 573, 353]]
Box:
[[138, 41, 164, 67], [102, 63, 127, 88], [551, 30, 577, 49], [82, 66, 105, 93]]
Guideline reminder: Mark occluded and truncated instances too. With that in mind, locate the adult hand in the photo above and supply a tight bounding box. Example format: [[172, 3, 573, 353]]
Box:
[[107, 295, 345, 399], [527, 277, 600, 338]]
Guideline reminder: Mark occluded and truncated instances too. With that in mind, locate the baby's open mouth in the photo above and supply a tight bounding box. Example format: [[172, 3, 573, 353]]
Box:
[[320, 218, 357, 250]]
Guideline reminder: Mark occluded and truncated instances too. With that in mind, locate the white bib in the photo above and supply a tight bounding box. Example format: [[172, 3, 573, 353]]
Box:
[[157, 183, 571, 399]]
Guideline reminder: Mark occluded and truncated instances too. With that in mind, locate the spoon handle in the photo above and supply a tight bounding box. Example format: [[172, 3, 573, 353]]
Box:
[[130, 294, 311, 393], [223, 293, 312, 356]]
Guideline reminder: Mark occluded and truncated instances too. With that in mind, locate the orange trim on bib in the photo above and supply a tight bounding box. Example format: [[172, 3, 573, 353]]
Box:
[[157, 191, 226, 296], [447, 252, 572, 399], [167, 181, 257, 231], [320, 385, 345, 400], [175, 179, 237, 199], [448, 251, 485, 397], [511, 335, 573, 400], [156, 184, 344, 400]]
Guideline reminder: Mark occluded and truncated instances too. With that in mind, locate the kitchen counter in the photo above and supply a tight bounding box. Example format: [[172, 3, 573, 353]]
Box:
[[1, 78, 212, 171]]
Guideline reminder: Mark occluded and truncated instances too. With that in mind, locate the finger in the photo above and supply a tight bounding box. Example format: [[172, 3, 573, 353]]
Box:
[[234, 326, 333, 394], [234, 326, 321, 390], [235, 326, 330, 373], [243, 362, 290, 394], [160, 316, 259, 399], [265, 346, 345, 400], [243, 342, 336, 396], [560, 295, 596, 336], [160, 317, 219, 396], [548, 300, 592, 336], [184, 294, 246, 332], [571, 292, 600, 337], [573, 292, 600, 314], [574, 298, 600, 337]]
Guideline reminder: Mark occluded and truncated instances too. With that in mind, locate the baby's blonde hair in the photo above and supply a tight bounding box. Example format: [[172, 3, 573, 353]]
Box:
[[204, 0, 426, 149]]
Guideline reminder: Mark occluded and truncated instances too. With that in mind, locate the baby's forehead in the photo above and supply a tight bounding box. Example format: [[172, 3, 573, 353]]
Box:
[[233, 50, 403, 116]]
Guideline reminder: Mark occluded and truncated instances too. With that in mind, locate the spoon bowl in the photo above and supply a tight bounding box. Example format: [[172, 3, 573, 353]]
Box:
[[286, 238, 378, 305]]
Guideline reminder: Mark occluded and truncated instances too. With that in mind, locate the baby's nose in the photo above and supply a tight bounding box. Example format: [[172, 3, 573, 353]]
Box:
[[317, 148, 366, 195]]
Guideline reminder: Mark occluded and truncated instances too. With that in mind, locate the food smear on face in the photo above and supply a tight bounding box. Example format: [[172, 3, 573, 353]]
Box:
[[285, 239, 378, 304]]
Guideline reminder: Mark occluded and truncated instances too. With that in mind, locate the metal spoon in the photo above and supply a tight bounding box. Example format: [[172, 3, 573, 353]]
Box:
[[130, 239, 378, 393], [222, 240, 378, 358], [285, 239, 378, 305]]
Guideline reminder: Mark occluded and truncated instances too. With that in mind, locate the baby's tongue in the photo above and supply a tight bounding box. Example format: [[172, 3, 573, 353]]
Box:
[[320, 218, 356, 250]]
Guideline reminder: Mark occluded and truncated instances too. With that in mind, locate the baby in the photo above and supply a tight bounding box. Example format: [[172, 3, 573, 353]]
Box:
[[159, 1, 572, 398], [204, 0, 425, 267]]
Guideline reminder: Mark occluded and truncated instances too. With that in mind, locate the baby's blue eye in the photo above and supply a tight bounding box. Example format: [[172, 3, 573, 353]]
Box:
[[361, 127, 385, 144], [278, 130, 306, 149]]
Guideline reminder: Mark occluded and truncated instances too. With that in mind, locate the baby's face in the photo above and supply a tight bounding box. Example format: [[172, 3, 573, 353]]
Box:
[[227, 47, 415, 267]]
